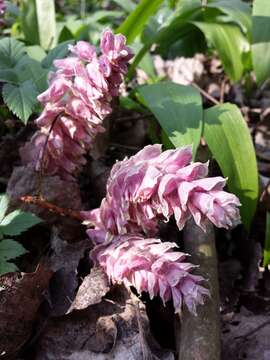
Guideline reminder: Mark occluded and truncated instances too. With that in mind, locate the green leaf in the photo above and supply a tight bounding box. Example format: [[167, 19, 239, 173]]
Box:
[[20, 0, 39, 45], [263, 212, 270, 267], [0, 239, 27, 275], [207, 0, 252, 39], [15, 57, 49, 93], [128, 1, 202, 78], [192, 21, 248, 82], [0, 210, 41, 236], [0, 261, 18, 275], [20, 0, 56, 50], [0, 239, 27, 261], [0, 38, 26, 69], [117, 0, 164, 44], [90, 10, 124, 22], [58, 25, 74, 43], [252, 0, 270, 85], [0, 195, 9, 224], [2, 81, 38, 124], [35, 0, 57, 50], [0, 69, 18, 83], [111, 0, 136, 12], [42, 41, 74, 69], [203, 103, 258, 230], [138, 82, 203, 157], [26, 45, 47, 62]]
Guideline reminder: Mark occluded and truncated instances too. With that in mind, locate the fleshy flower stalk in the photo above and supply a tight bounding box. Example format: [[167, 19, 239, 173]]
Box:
[[20, 30, 133, 180]]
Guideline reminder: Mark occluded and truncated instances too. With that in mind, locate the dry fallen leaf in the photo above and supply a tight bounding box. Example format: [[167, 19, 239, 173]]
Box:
[[68, 267, 110, 312], [35, 286, 173, 360], [0, 264, 53, 358]]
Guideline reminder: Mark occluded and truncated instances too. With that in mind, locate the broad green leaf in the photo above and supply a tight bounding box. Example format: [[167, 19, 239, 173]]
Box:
[[42, 41, 74, 69], [0, 239, 27, 275], [20, 0, 39, 45], [263, 212, 270, 267], [0, 210, 41, 236], [0, 195, 9, 223], [0, 38, 26, 69], [208, 0, 252, 39], [193, 21, 248, 82], [203, 103, 258, 230], [2, 81, 38, 124], [252, 0, 270, 85], [20, 0, 56, 50], [35, 0, 57, 50], [128, 0, 201, 78], [111, 0, 136, 12], [58, 25, 74, 43], [117, 0, 164, 44], [26, 45, 47, 62], [138, 82, 203, 157], [90, 10, 124, 22]]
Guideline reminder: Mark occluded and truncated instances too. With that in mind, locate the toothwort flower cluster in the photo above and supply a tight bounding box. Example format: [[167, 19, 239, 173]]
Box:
[[20, 30, 133, 181], [84, 145, 240, 314]]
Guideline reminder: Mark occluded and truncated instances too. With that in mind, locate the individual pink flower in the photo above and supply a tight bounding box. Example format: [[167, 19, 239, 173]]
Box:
[[84, 144, 241, 234], [90, 234, 209, 314], [20, 30, 133, 180]]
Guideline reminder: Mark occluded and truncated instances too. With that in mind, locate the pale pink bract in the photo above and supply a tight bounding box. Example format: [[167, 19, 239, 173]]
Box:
[[20, 30, 133, 180]]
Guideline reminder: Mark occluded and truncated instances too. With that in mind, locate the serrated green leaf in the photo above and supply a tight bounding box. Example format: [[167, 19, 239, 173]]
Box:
[[0, 210, 41, 236], [0, 239, 27, 275], [0, 37, 26, 69], [252, 0, 270, 85], [117, 0, 164, 44], [192, 21, 248, 82], [203, 103, 259, 230], [0, 69, 18, 83], [0, 239, 27, 261], [0, 261, 18, 275], [15, 57, 49, 93], [138, 82, 203, 158], [42, 41, 74, 69], [2, 81, 38, 124], [263, 212, 270, 267]]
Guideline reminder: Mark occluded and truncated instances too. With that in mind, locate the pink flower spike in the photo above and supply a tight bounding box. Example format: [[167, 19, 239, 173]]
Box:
[[90, 234, 210, 314], [86, 144, 241, 235], [21, 31, 133, 180]]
